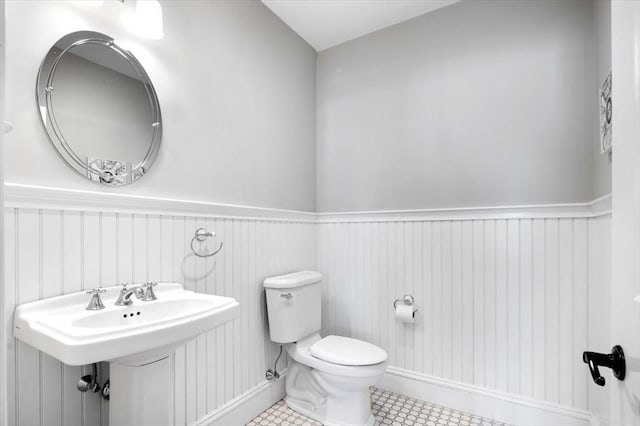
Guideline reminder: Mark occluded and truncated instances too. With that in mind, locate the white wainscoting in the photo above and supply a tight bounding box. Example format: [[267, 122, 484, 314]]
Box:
[[4, 195, 316, 426], [3, 185, 612, 426], [317, 210, 611, 422]]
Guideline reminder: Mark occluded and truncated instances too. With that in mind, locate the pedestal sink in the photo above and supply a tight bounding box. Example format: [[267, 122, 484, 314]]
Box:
[[13, 283, 240, 425]]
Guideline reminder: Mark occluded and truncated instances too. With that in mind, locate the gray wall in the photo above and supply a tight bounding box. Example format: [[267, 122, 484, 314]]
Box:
[[317, 0, 600, 212], [593, 0, 612, 199], [5, 0, 317, 211], [5, 0, 611, 213]]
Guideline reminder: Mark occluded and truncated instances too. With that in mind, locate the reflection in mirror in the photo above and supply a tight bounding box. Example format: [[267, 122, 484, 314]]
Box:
[[37, 31, 161, 186]]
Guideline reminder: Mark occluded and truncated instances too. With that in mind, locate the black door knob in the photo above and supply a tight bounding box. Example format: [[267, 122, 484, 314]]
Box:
[[582, 345, 625, 386]]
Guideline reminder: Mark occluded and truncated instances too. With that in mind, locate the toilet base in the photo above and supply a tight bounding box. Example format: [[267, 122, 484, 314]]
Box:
[[284, 360, 378, 426], [285, 396, 375, 426]]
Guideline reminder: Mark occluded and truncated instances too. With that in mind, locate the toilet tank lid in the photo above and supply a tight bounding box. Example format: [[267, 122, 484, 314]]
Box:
[[263, 271, 322, 289]]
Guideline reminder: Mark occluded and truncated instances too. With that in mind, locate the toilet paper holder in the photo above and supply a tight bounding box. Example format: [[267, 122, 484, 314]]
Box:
[[393, 294, 417, 311]]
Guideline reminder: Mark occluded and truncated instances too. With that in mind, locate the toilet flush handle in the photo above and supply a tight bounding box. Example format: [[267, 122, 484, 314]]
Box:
[[280, 293, 293, 300]]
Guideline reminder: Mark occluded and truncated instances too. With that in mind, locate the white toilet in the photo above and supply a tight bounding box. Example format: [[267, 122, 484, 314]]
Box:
[[264, 271, 388, 426]]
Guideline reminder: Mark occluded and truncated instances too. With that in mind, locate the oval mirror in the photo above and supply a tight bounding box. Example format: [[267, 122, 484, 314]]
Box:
[[36, 31, 162, 186]]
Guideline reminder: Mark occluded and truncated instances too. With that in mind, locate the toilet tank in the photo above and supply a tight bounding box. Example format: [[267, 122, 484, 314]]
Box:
[[263, 271, 322, 343]]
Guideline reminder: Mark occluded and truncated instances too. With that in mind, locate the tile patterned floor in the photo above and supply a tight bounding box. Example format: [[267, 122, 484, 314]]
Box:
[[248, 399, 321, 426], [248, 387, 509, 426]]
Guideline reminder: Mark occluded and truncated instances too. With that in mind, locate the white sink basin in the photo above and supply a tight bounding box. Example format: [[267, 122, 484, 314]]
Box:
[[13, 283, 239, 366]]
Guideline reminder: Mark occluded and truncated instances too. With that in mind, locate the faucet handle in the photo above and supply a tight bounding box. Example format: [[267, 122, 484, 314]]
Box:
[[86, 288, 106, 310], [141, 282, 158, 301]]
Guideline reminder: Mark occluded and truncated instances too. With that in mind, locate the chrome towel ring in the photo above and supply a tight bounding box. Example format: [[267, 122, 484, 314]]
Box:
[[190, 228, 224, 258]]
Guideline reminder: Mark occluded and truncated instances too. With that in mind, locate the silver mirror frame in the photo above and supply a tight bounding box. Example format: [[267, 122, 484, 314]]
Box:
[[36, 31, 162, 186]]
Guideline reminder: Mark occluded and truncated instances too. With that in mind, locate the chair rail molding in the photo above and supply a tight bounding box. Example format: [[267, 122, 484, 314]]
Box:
[[3, 183, 317, 223], [4, 183, 612, 222]]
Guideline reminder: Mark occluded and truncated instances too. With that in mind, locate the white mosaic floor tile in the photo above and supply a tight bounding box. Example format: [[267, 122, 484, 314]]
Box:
[[247, 399, 321, 426], [247, 387, 509, 426]]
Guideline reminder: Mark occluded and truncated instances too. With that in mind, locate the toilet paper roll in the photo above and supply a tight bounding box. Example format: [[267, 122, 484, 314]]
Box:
[[395, 304, 415, 324]]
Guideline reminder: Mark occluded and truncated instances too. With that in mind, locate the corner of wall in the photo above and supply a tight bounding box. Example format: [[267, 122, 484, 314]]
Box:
[[593, 0, 613, 200], [0, 1, 7, 424]]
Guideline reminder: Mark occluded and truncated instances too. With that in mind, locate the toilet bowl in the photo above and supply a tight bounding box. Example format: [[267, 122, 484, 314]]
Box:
[[284, 333, 387, 425], [263, 271, 388, 426]]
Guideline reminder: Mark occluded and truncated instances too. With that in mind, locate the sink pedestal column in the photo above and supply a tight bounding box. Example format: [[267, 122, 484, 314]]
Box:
[[109, 355, 173, 426]]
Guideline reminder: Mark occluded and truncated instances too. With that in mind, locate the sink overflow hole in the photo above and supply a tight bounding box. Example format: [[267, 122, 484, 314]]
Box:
[[122, 312, 142, 319]]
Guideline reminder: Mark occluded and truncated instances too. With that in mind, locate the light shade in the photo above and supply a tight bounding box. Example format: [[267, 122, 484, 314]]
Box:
[[71, 1, 104, 6], [135, 0, 164, 40]]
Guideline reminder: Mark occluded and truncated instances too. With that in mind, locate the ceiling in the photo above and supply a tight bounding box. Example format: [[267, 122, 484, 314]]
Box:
[[261, 0, 459, 51]]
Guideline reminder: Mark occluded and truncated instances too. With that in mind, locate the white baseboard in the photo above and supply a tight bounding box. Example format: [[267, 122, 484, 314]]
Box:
[[379, 366, 592, 426], [194, 372, 286, 426], [191, 366, 600, 426]]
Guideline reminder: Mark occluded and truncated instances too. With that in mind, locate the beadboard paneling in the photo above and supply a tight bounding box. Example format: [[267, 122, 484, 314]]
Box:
[[5, 207, 317, 426], [318, 215, 611, 413], [4, 184, 612, 424]]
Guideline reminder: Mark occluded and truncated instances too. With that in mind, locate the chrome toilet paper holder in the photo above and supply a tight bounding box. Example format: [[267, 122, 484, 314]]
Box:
[[393, 294, 417, 311]]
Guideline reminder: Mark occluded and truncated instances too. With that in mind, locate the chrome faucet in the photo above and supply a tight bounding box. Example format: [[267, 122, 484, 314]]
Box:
[[115, 282, 158, 306], [115, 284, 144, 306], [141, 282, 158, 301], [86, 289, 106, 310]]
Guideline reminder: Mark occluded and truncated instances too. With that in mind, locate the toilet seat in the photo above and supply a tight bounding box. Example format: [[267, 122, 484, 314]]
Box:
[[310, 335, 387, 366], [286, 333, 387, 378]]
